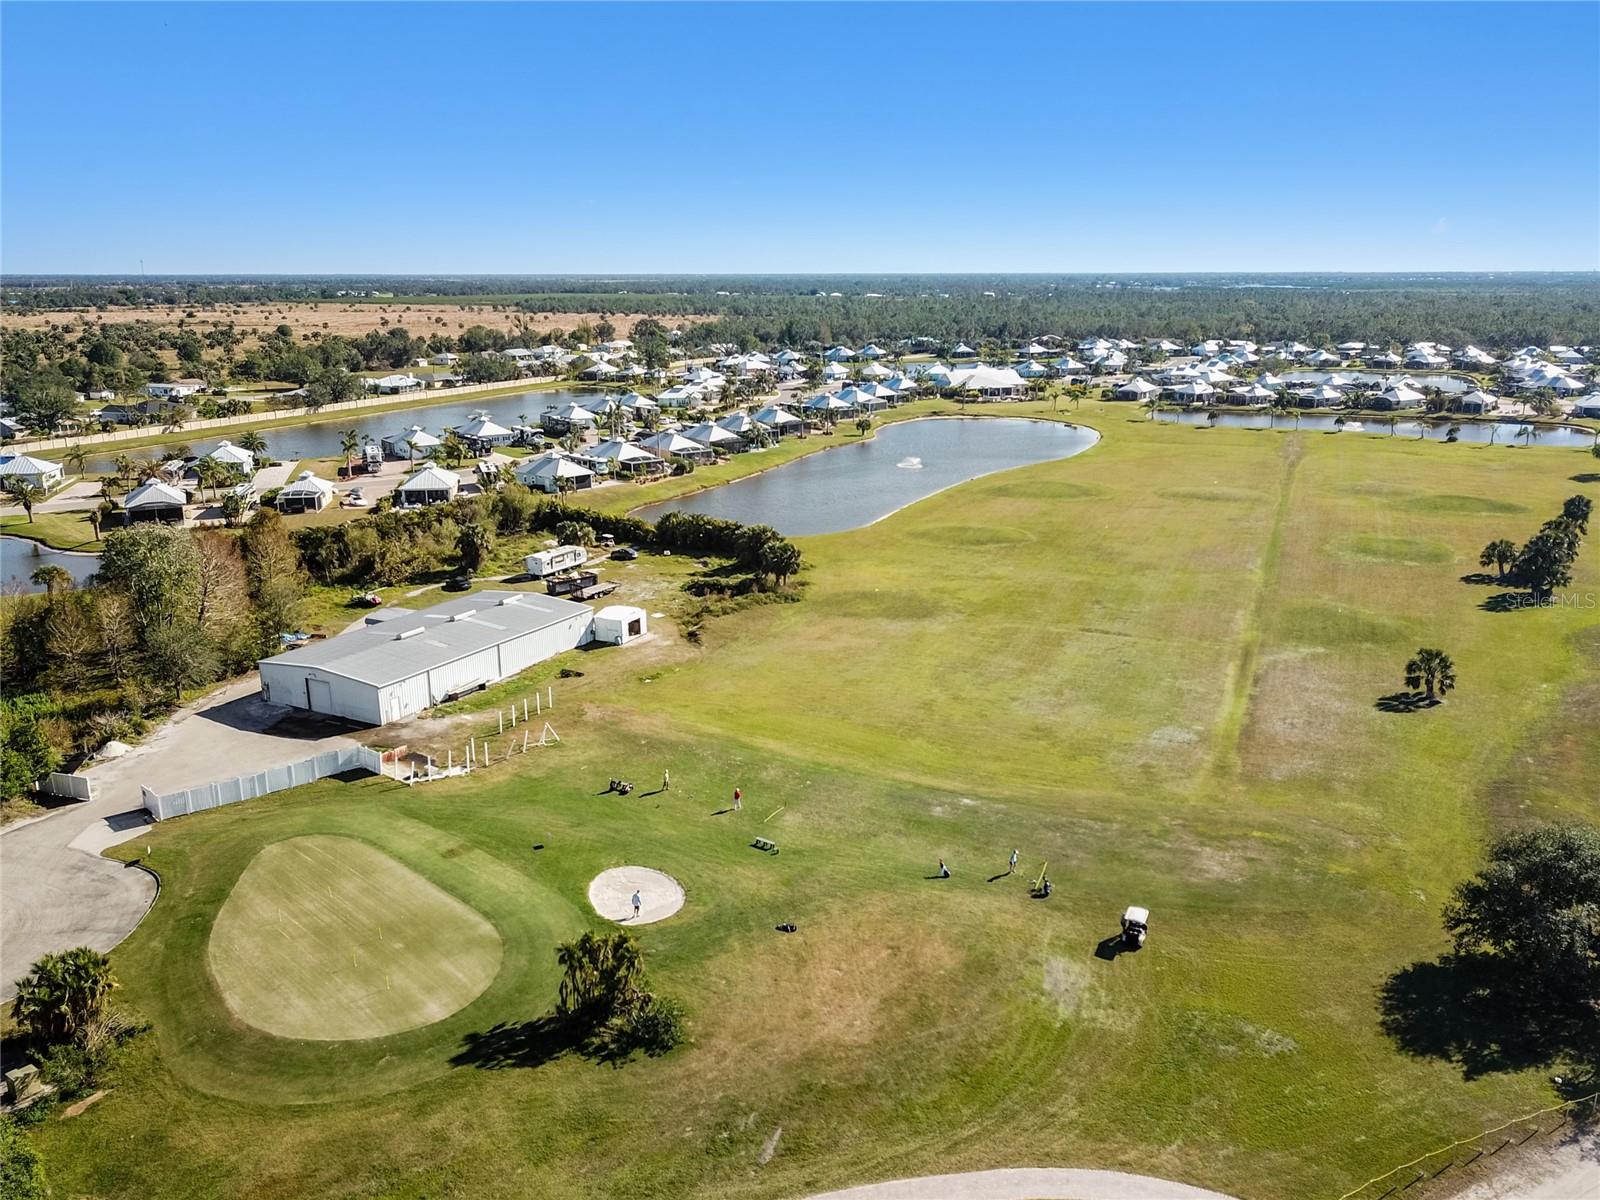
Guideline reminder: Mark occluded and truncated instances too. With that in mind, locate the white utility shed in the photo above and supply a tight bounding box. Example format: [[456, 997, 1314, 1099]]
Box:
[[258, 591, 595, 725], [591, 605, 647, 645]]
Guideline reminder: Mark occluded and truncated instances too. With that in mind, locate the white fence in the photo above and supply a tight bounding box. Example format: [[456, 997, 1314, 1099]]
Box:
[[36, 772, 94, 801], [141, 745, 384, 821]]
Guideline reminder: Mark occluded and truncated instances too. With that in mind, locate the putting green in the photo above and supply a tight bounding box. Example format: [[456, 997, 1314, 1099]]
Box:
[[207, 835, 503, 1041]]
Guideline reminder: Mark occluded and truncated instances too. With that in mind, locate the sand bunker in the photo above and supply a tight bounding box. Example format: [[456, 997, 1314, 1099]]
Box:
[[587, 866, 684, 925]]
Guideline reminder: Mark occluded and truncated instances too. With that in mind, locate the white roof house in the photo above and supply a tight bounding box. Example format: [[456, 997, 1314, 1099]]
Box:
[[943, 365, 1028, 396], [1114, 378, 1160, 400], [681, 421, 743, 451], [207, 441, 256, 472], [454, 412, 515, 443], [858, 343, 886, 359], [1456, 389, 1502, 414], [543, 403, 599, 429], [516, 451, 596, 493], [1169, 381, 1215, 403], [0, 454, 65, 491], [395, 464, 462, 506], [752, 404, 803, 430], [656, 384, 704, 407], [1302, 384, 1345, 404], [820, 363, 850, 382], [275, 471, 336, 513], [950, 342, 977, 357], [368, 373, 426, 393], [381, 425, 442, 458], [1376, 385, 1425, 408], [639, 430, 713, 461], [589, 439, 664, 470], [121, 479, 187, 521], [803, 392, 853, 415], [1233, 384, 1276, 404], [1405, 349, 1447, 368], [824, 346, 857, 362]]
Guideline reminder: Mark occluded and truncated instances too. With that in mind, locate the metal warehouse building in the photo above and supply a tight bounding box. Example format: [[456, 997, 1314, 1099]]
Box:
[[258, 591, 596, 725]]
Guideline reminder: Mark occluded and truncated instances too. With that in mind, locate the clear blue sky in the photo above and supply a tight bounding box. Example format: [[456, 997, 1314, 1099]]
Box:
[[3, 2, 1597, 274]]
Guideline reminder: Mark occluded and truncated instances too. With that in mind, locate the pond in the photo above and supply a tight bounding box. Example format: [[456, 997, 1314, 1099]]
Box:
[[635, 417, 1100, 537], [80, 387, 597, 476], [1, 536, 102, 594], [1152, 410, 1597, 448]]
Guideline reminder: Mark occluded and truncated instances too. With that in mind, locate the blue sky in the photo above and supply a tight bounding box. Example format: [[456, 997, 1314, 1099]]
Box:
[[3, 2, 1597, 274]]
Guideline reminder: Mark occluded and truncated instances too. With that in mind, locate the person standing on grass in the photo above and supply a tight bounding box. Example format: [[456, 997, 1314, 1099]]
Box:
[[662, 768, 670, 792], [632, 890, 642, 919], [733, 786, 742, 811], [1009, 848, 1018, 875]]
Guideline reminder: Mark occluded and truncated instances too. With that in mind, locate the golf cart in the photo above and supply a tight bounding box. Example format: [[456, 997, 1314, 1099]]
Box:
[[1120, 906, 1149, 949]]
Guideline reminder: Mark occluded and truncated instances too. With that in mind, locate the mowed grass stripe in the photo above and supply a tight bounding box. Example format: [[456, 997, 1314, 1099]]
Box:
[[207, 835, 503, 1041]]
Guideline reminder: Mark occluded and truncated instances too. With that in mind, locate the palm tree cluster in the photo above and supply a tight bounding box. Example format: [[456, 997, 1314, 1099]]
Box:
[[1480, 494, 1592, 601], [553, 930, 684, 1058], [12, 946, 116, 1046]]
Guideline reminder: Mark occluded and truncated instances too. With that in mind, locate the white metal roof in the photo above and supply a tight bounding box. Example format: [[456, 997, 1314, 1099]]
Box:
[[259, 591, 591, 688]]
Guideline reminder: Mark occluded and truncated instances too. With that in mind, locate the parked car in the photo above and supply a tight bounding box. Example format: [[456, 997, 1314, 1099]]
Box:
[[611, 546, 639, 561], [343, 487, 369, 508]]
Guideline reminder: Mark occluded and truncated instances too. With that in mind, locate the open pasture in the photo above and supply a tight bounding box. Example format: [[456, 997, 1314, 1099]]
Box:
[[33, 405, 1600, 1200]]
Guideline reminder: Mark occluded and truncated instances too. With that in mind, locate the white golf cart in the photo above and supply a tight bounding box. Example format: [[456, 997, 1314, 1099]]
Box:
[[1120, 905, 1149, 949]]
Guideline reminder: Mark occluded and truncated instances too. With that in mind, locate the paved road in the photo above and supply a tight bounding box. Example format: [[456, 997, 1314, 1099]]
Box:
[[0, 675, 356, 998], [804, 1168, 1240, 1200]]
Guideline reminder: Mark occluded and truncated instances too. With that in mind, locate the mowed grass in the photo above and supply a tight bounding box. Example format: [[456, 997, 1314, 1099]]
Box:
[[207, 835, 503, 1041], [32, 404, 1600, 1200]]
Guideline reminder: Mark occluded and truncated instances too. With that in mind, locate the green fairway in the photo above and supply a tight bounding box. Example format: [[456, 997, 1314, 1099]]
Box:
[[32, 402, 1599, 1200], [207, 835, 504, 1041]]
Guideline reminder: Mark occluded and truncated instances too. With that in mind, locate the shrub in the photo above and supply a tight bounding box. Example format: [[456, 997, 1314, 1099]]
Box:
[[0, 1115, 47, 1199], [628, 994, 687, 1056]]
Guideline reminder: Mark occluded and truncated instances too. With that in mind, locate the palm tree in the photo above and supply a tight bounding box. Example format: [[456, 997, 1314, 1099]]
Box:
[[62, 446, 89, 477], [855, 416, 873, 437], [193, 457, 222, 501], [30, 564, 72, 593], [112, 453, 134, 488], [13, 946, 116, 1044], [1479, 538, 1518, 579], [1404, 647, 1457, 702], [236, 430, 269, 459], [92, 499, 117, 539], [1562, 494, 1593, 536], [7, 480, 43, 522], [340, 428, 361, 478]]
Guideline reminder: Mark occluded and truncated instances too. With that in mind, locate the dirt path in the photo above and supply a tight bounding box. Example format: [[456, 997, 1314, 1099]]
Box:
[[803, 1168, 1240, 1200]]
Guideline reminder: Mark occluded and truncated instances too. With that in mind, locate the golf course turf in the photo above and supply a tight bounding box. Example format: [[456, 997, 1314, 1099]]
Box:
[[31, 400, 1599, 1200], [207, 835, 503, 1041]]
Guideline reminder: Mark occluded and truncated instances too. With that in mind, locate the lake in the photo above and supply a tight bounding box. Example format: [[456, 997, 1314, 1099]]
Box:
[[635, 417, 1100, 537], [1152, 410, 1597, 448], [1, 536, 102, 594], [81, 387, 597, 475]]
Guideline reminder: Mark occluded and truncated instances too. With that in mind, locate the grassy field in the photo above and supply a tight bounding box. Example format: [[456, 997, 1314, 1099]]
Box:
[[0, 508, 105, 550], [29, 402, 1599, 1200], [207, 835, 504, 1041]]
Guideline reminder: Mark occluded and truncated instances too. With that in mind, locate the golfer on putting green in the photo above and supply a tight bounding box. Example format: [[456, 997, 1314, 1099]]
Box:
[[632, 890, 642, 919]]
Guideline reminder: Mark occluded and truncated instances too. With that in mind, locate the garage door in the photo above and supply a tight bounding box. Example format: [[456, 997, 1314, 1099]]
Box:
[[306, 678, 333, 714]]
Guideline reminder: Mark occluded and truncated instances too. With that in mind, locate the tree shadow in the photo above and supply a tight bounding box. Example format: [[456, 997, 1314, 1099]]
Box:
[[1481, 591, 1540, 614], [1379, 953, 1598, 1083], [1458, 571, 1502, 587], [1569, 473, 1600, 485], [450, 1015, 577, 1071], [1375, 690, 1438, 714]]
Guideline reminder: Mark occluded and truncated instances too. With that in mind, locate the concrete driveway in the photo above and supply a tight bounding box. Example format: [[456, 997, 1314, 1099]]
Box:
[[0, 674, 357, 999]]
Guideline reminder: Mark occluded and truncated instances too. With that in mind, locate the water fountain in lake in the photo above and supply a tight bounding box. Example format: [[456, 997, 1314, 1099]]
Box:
[[896, 456, 924, 469]]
